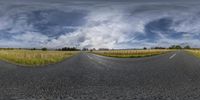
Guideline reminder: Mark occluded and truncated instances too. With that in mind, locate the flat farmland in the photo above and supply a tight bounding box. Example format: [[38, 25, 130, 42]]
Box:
[[0, 50, 78, 66], [187, 49, 200, 58], [92, 49, 172, 58]]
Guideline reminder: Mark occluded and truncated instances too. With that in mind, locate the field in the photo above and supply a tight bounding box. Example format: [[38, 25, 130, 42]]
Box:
[[0, 50, 78, 66], [92, 49, 172, 58], [187, 50, 200, 58]]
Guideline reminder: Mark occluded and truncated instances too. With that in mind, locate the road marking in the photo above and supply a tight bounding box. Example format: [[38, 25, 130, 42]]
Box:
[[86, 54, 107, 69], [87, 55, 93, 59], [169, 53, 176, 59]]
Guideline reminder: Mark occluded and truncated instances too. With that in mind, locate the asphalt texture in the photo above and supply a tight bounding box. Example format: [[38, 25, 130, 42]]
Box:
[[1, 51, 200, 100]]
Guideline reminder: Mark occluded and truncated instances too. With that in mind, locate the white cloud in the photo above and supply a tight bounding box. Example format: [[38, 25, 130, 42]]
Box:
[[30, 2, 200, 48], [0, 1, 200, 48], [13, 32, 48, 42], [46, 8, 144, 49], [0, 17, 12, 30], [12, 31, 49, 47]]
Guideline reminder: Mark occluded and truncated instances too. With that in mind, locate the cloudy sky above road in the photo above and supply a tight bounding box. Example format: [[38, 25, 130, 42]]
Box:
[[0, 0, 200, 49]]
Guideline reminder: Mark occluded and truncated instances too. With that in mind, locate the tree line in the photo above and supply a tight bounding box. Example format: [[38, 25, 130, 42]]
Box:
[[150, 45, 191, 49], [0, 45, 194, 51]]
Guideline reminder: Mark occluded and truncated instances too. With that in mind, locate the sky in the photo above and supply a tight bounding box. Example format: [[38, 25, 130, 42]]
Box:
[[0, 0, 200, 49]]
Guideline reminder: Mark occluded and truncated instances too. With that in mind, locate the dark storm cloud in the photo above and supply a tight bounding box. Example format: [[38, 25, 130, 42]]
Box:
[[143, 18, 183, 41], [25, 9, 86, 37], [0, 0, 200, 48]]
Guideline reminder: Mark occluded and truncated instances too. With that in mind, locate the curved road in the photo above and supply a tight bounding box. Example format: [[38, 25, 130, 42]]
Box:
[[1, 51, 200, 100]]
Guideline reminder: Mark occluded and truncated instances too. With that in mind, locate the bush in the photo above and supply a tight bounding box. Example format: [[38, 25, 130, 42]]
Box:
[[184, 45, 191, 49], [58, 47, 79, 51], [169, 45, 182, 49], [42, 48, 47, 51], [31, 48, 36, 50]]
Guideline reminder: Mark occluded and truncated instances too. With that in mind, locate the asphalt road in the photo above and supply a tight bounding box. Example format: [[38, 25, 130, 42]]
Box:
[[1, 51, 200, 100]]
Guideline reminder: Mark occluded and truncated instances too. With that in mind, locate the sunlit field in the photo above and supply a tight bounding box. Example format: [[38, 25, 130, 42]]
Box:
[[92, 49, 172, 58], [0, 50, 78, 66], [187, 50, 200, 58]]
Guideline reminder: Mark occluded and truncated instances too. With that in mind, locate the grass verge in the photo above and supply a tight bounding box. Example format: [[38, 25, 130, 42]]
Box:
[[92, 49, 172, 58], [186, 50, 200, 58], [0, 50, 78, 66]]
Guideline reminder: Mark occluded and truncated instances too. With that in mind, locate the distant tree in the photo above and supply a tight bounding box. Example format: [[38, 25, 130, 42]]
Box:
[[60, 47, 79, 51], [82, 48, 88, 51], [42, 47, 47, 51], [169, 45, 175, 49], [143, 47, 147, 50], [92, 48, 96, 51], [31, 48, 36, 50], [153, 47, 166, 49], [175, 45, 182, 49], [56, 48, 62, 51], [99, 48, 109, 51], [169, 45, 182, 49], [184, 45, 191, 49]]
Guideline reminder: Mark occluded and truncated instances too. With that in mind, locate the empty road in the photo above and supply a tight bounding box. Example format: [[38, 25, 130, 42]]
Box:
[[1, 51, 200, 100]]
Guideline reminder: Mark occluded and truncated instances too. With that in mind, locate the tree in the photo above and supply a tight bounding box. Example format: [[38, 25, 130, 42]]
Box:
[[143, 47, 147, 50], [175, 45, 182, 49], [184, 45, 191, 49], [59, 47, 79, 51], [169, 45, 182, 49], [82, 48, 88, 51], [153, 47, 166, 49], [42, 48, 47, 51], [31, 48, 36, 50]]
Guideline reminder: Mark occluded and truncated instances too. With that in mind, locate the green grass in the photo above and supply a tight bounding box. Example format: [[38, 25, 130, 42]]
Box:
[[92, 49, 172, 58], [0, 50, 78, 66]]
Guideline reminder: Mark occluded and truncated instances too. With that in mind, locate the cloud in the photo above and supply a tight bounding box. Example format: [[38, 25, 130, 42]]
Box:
[[13, 31, 49, 43], [0, 1, 200, 48], [46, 7, 142, 49]]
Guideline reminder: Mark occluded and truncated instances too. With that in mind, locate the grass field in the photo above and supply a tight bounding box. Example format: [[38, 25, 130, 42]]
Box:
[[92, 49, 172, 58], [0, 50, 78, 66], [187, 50, 200, 58]]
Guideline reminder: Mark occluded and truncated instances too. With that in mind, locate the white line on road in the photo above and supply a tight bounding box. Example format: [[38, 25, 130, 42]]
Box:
[[169, 53, 176, 59], [87, 55, 93, 59]]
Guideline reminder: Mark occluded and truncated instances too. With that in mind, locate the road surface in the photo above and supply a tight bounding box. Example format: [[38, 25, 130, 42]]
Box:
[[1, 51, 200, 100]]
